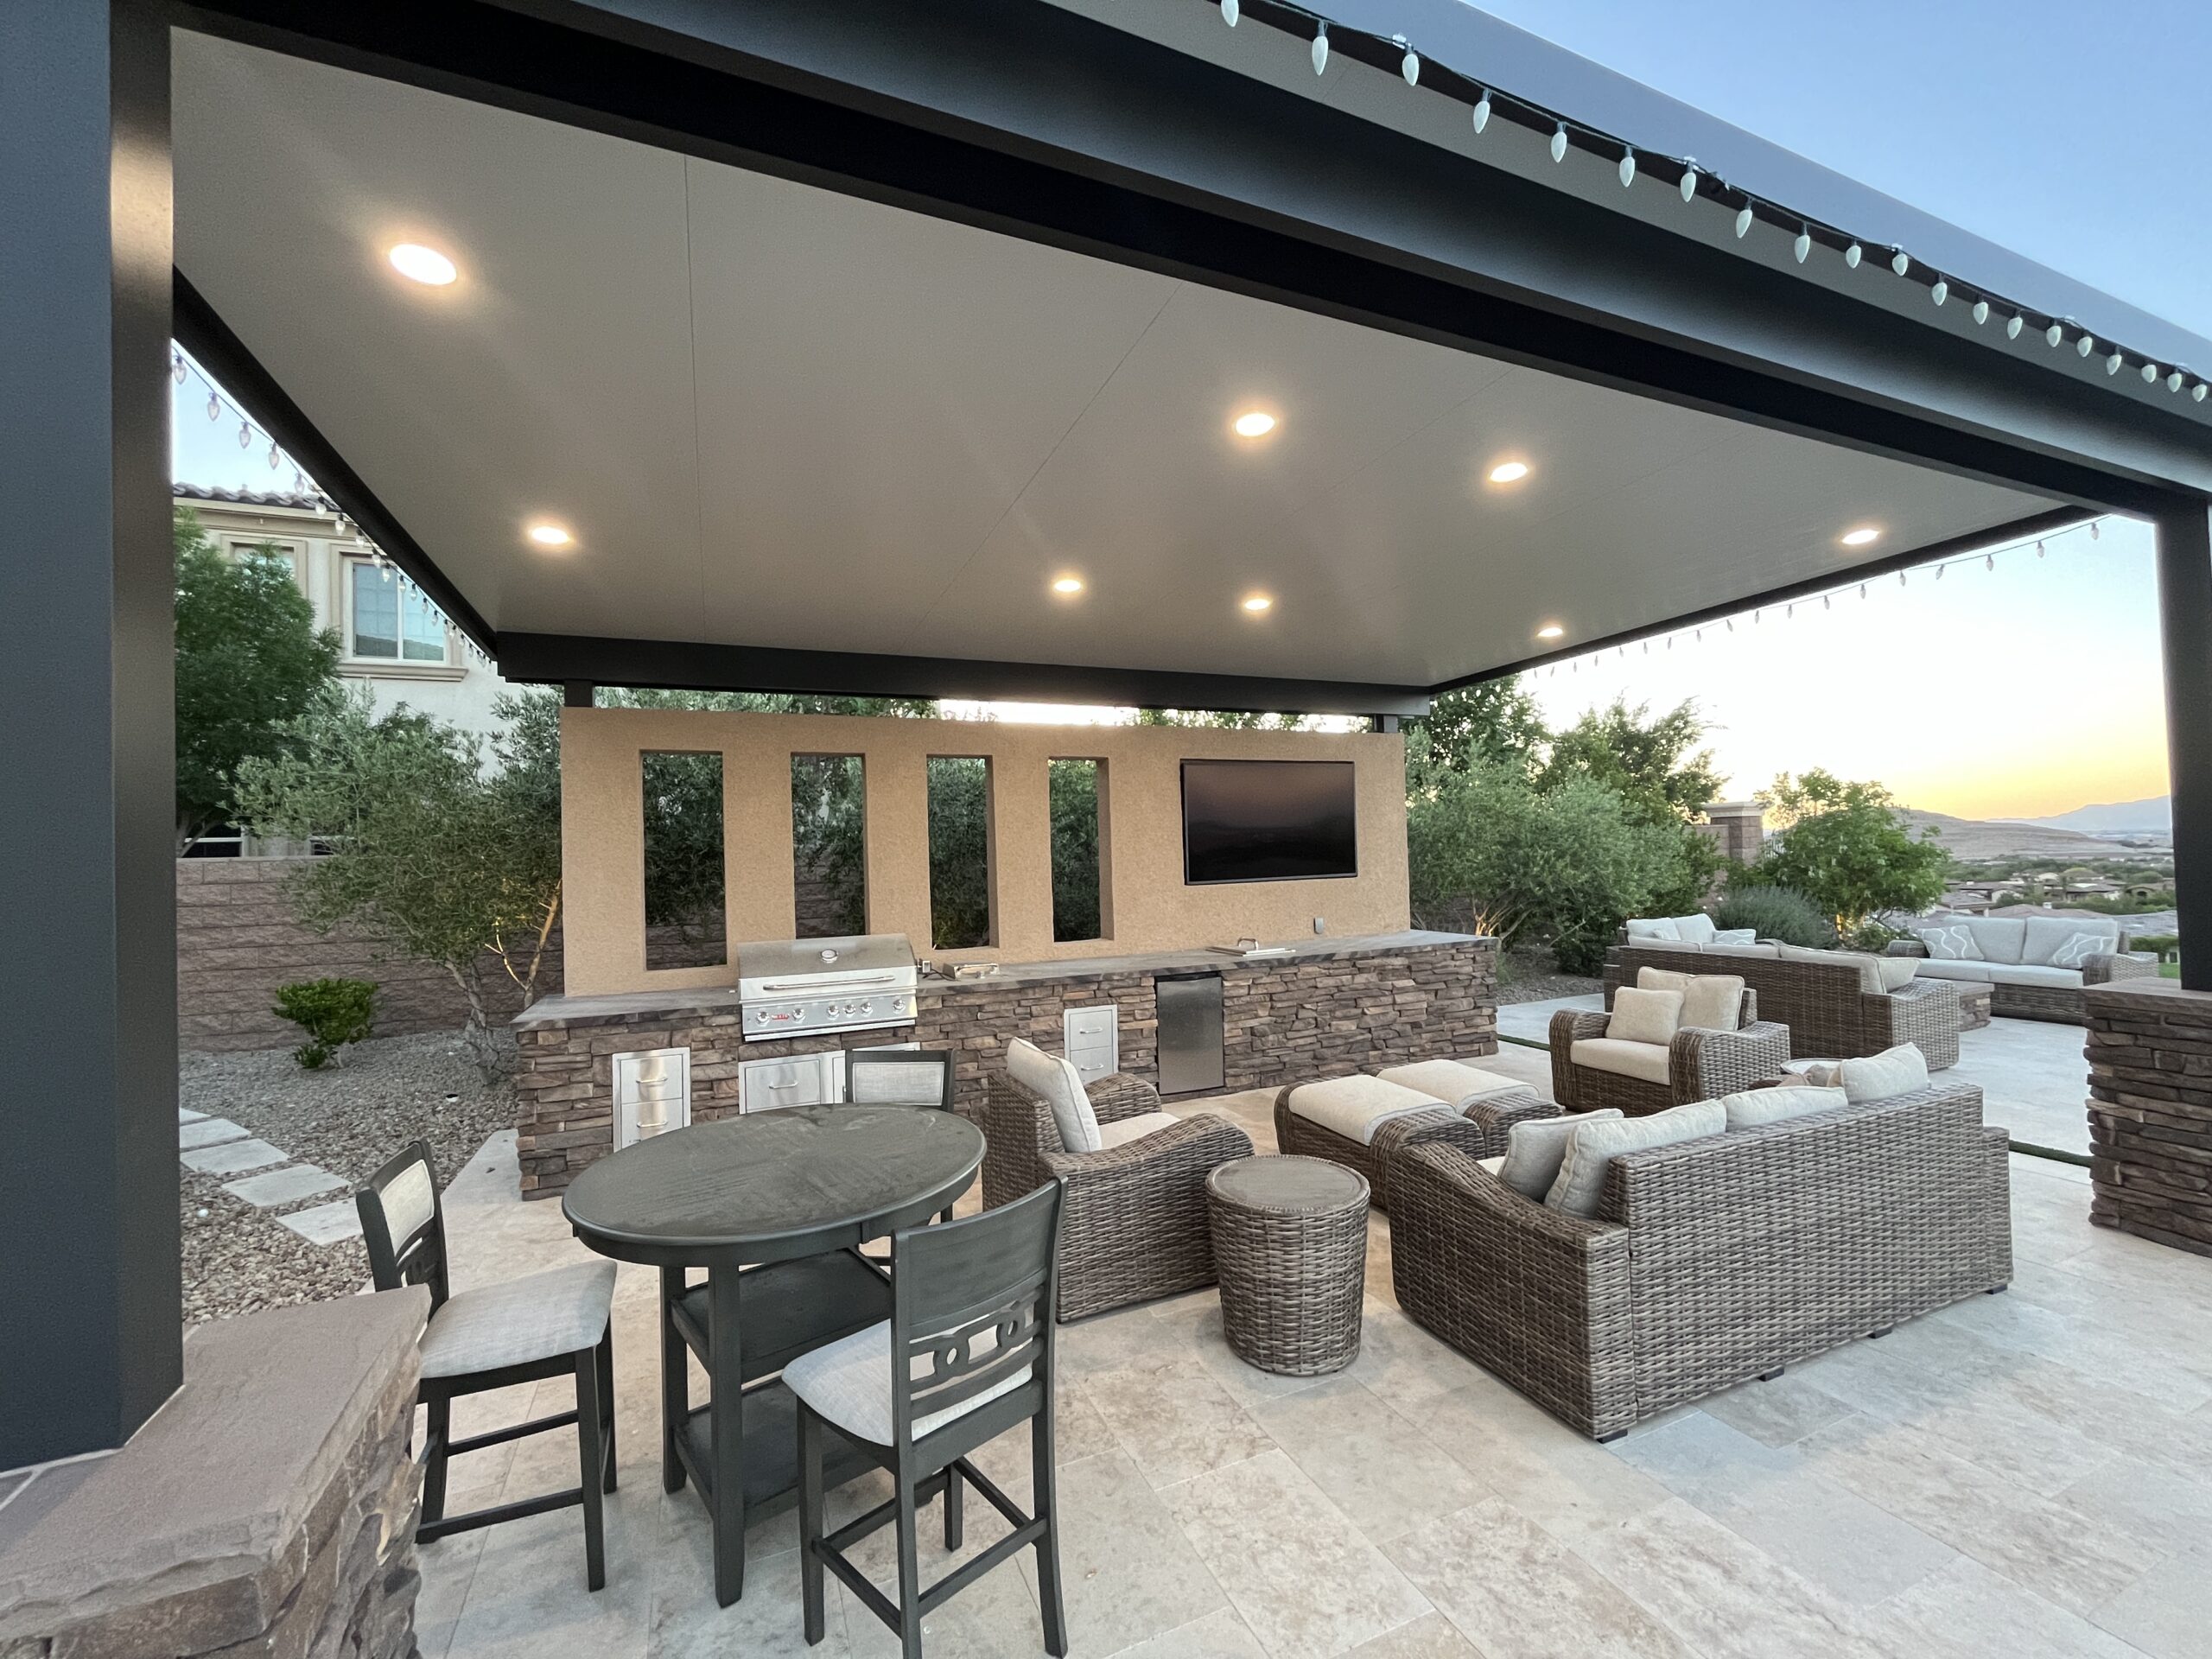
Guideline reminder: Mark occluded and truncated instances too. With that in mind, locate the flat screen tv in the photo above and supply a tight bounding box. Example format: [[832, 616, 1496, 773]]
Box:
[[1181, 760, 1357, 885]]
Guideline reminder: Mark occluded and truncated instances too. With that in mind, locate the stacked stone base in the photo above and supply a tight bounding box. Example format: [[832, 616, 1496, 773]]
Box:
[[2085, 979, 2212, 1257]]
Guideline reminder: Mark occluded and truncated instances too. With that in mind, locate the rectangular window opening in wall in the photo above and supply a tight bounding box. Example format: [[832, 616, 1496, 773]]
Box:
[[642, 750, 728, 969], [791, 753, 868, 938], [1050, 758, 1109, 943], [346, 558, 448, 663], [926, 755, 994, 950]]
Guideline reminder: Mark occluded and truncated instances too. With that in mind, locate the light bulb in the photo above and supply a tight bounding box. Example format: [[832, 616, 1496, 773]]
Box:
[[1052, 575, 1084, 595], [1972, 300, 1989, 325], [206, 391, 220, 422], [1311, 24, 1327, 73], [1794, 229, 1811, 264], [1402, 46, 1420, 86], [2107, 351, 2123, 375], [1845, 243, 1863, 268], [2047, 322, 2064, 347], [1734, 205, 1753, 238], [238, 420, 251, 449], [1618, 148, 1637, 188], [1219, 0, 1236, 26], [1551, 123, 1568, 162], [1931, 280, 1948, 306], [2143, 362, 2160, 384], [386, 244, 458, 286], [2036, 540, 2046, 557], [2197, 384, 2209, 403], [2078, 334, 2096, 358], [1986, 553, 1994, 569], [2169, 371, 2186, 392], [1891, 249, 1910, 276], [2007, 315, 2024, 340], [2091, 522, 2101, 540], [267, 440, 280, 468], [1471, 89, 1491, 132], [171, 352, 188, 385], [1679, 163, 1699, 203]]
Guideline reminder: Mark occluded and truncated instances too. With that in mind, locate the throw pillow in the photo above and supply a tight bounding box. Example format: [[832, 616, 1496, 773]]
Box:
[[1005, 1036, 1099, 1154], [1544, 1100, 1726, 1218], [1795, 1061, 1842, 1086], [1913, 922, 1982, 962], [1874, 955, 1921, 992], [1671, 913, 1720, 946], [1836, 1043, 1929, 1103], [1496, 1109, 1621, 1198], [1777, 943, 1886, 995], [1605, 986, 1684, 1046], [1635, 967, 1745, 1032], [1624, 917, 1682, 941], [2049, 931, 2114, 969], [1711, 927, 1758, 946], [1721, 1084, 1847, 1128]]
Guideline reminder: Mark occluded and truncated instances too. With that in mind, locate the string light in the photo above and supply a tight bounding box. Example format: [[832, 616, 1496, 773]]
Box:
[[1618, 147, 1636, 188], [1845, 242, 1864, 269], [1679, 162, 1698, 202], [1972, 300, 1989, 325], [1551, 122, 1568, 162], [1471, 88, 1491, 132], [1891, 249, 1910, 276], [1219, 0, 1236, 24], [1734, 205, 1753, 238], [2078, 334, 2097, 358], [1794, 228, 1811, 264], [1311, 22, 1326, 73], [2047, 322, 2065, 347], [237, 419, 251, 449], [1931, 279, 1948, 306], [171, 351, 188, 385], [2007, 315, 2024, 340], [1399, 39, 1419, 86]]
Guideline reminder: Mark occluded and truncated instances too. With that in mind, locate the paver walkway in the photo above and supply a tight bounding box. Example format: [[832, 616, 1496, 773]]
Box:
[[176, 1105, 362, 1244]]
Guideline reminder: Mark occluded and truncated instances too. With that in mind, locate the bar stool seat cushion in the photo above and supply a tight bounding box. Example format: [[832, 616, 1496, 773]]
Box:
[[419, 1260, 617, 1380], [785, 1318, 1031, 1446]]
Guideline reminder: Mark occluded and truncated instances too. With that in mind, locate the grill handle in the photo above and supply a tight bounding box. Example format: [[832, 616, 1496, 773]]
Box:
[[755, 973, 906, 994]]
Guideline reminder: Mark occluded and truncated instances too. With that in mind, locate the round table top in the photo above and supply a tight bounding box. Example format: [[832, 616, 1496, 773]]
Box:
[[563, 1105, 984, 1268], [1208, 1154, 1369, 1216]]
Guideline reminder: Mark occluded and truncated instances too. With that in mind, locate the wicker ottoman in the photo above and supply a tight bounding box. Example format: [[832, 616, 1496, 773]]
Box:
[[1205, 1155, 1370, 1376]]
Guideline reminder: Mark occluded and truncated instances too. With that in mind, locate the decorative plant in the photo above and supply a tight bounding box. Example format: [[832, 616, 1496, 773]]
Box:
[[1714, 885, 1837, 949], [1745, 771, 1950, 931], [273, 977, 377, 1069]]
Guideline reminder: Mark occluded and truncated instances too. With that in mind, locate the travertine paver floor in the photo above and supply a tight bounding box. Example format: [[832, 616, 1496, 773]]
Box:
[[421, 1084, 2212, 1659]]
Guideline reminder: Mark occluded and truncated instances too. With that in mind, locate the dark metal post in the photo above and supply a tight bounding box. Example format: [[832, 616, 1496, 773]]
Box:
[[0, 0, 180, 1467], [2155, 500, 2212, 993]]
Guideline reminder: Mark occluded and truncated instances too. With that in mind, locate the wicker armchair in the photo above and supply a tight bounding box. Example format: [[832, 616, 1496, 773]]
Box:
[[1548, 988, 1789, 1116], [1388, 1082, 2011, 1438], [981, 1070, 1252, 1321], [1272, 1084, 1556, 1211], [1605, 943, 1961, 1069]]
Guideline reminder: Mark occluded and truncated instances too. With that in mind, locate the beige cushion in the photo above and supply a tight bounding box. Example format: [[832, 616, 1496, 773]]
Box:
[[1914, 959, 1992, 983], [1873, 956, 1920, 992], [1496, 1109, 1620, 1198], [1544, 1101, 1726, 1217], [783, 1318, 1029, 1446], [1477, 1154, 1507, 1176], [1965, 918, 2029, 964], [1606, 986, 1683, 1046], [1704, 941, 1779, 960], [1287, 1075, 1444, 1146], [1570, 1038, 1673, 1084], [1376, 1059, 1528, 1106], [1912, 921, 1983, 962], [1721, 1084, 1847, 1129], [1094, 1110, 1183, 1149], [1670, 913, 1720, 946], [1836, 1044, 1929, 1103], [1986, 963, 2084, 988], [2021, 916, 2120, 967], [1635, 967, 1745, 1032], [1624, 917, 1682, 941], [1007, 1037, 1099, 1154], [418, 1261, 616, 1380], [1776, 944, 1885, 995]]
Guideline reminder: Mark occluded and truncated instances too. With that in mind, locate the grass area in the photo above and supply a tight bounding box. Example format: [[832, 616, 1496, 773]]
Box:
[[2161, 962, 2183, 978]]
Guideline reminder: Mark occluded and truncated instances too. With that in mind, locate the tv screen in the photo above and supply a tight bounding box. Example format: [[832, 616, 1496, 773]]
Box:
[[1181, 760, 1357, 885]]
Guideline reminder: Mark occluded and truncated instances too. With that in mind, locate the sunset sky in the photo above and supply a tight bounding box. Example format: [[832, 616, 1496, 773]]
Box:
[[172, 1, 2198, 827]]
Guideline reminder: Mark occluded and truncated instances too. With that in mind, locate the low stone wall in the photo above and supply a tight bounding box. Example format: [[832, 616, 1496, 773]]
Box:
[[513, 933, 1498, 1198], [2085, 978, 2212, 1256], [0, 1289, 427, 1658]]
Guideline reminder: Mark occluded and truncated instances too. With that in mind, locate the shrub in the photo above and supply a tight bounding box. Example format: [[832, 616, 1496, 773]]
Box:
[[1747, 771, 1950, 929], [273, 977, 377, 1070], [2133, 932, 2180, 962], [1714, 886, 1836, 949]]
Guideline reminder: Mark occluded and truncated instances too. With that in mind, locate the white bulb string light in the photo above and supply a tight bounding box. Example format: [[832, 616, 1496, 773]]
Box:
[[1192, 2, 2208, 405]]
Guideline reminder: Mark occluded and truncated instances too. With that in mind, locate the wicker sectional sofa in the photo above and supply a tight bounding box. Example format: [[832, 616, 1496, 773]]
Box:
[[1888, 913, 2157, 1024], [1604, 940, 1962, 1069], [1389, 1081, 2012, 1438]]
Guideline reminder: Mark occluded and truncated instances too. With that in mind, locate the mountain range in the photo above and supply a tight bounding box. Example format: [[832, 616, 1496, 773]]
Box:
[[2001, 796, 2171, 836]]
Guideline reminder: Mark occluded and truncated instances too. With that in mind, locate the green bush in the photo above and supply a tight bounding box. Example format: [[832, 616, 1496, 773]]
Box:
[[2133, 932, 2180, 962], [273, 977, 377, 1070], [1713, 886, 1836, 949]]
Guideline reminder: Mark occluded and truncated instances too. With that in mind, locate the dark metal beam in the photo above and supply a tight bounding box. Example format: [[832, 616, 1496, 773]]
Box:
[[497, 634, 1432, 720], [1440, 508, 2100, 690], [2156, 501, 2212, 993], [0, 0, 181, 1469]]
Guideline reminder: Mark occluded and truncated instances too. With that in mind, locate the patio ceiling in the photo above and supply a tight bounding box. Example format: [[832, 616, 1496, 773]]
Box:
[[173, 30, 2068, 697]]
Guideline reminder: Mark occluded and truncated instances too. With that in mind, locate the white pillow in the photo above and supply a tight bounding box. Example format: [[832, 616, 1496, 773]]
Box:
[[1874, 956, 1920, 992], [1624, 917, 1682, 941], [1635, 967, 1745, 1033], [1005, 1036, 1099, 1154], [1495, 1109, 1621, 1198], [1671, 913, 1720, 946], [1711, 928, 1758, 946], [1722, 1084, 1847, 1129], [1913, 922, 1982, 962], [1835, 1043, 1929, 1103], [1605, 986, 1683, 1046], [1544, 1101, 1726, 1217]]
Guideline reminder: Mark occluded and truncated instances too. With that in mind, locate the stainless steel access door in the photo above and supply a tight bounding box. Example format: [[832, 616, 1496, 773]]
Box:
[[1155, 972, 1225, 1096]]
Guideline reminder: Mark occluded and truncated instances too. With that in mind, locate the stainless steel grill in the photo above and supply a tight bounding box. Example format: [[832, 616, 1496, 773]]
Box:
[[735, 933, 918, 1043]]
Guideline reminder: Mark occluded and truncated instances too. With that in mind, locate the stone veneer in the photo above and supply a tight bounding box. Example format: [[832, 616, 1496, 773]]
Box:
[[513, 931, 1497, 1198], [2086, 977, 2212, 1256], [0, 1289, 428, 1659]]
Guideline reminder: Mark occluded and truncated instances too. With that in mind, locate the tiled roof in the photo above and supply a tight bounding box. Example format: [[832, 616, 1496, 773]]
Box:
[[172, 481, 333, 512]]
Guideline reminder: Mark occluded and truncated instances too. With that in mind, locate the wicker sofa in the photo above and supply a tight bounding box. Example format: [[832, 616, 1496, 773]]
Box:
[[1887, 912, 2156, 1024], [1604, 940, 1962, 1069], [1549, 986, 1789, 1116], [981, 1068, 1251, 1321], [1389, 1081, 2011, 1438]]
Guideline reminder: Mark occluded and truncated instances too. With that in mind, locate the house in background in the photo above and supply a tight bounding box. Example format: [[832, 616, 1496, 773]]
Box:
[[175, 482, 513, 739]]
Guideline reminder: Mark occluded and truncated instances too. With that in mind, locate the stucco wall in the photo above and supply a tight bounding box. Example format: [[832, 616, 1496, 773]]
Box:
[[560, 708, 1410, 996]]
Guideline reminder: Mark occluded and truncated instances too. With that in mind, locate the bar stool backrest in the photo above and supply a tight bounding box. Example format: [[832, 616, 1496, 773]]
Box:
[[846, 1048, 955, 1111], [357, 1138, 450, 1313]]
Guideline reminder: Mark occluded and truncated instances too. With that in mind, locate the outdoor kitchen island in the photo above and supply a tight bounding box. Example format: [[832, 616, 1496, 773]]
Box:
[[510, 930, 1497, 1198]]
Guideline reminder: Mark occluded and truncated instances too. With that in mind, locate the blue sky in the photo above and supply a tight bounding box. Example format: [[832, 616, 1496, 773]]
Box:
[[173, 2, 2201, 820]]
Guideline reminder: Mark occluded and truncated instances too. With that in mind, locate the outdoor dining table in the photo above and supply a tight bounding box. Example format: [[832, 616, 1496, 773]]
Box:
[[563, 1103, 984, 1608]]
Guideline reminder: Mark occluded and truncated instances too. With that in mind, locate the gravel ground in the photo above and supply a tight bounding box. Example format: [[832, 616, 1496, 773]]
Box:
[[1496, 944, 1601, 1005], [179, 1032, 515, 1327]]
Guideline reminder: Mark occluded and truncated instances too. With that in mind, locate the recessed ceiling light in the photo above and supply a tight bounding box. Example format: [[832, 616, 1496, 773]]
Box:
[[1241, 594, 1274, 613], [1535, 623, 1565, 640], [1488, 461, 1532, 485], [1840, 525, 1881, 547], [388, 243, 458, 286], [1051, 575, 1084, 595], [527, 522, 574, 549], [1231, 410, 1278, 439]]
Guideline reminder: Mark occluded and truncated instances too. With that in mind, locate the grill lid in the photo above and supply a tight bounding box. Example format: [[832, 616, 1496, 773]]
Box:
[[736, 933, 916, 999]]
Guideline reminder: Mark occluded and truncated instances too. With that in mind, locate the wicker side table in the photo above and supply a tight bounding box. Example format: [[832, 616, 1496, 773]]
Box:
[[1205, 1155, 1370, 1376]]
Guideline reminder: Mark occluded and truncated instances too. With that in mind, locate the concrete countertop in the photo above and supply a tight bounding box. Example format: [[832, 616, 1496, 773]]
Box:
[[513, 930, 1485, 1030]]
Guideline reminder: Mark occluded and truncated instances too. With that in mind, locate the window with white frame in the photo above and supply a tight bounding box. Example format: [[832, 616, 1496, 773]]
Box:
[[347, 558, 448, 663]]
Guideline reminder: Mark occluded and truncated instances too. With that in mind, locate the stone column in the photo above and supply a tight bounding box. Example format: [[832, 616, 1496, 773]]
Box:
[[2085, 978, 2212, 1256]]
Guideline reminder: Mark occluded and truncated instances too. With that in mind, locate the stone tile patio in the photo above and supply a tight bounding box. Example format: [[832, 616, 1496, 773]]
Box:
[[416, 1082, 2212, 1659]]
